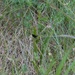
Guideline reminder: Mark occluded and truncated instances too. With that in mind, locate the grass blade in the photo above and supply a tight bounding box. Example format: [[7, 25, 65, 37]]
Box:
[[56, 50, 71, 75]]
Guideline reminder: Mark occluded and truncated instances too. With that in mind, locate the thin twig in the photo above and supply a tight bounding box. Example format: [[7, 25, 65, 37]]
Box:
[[41, 35, 75, 39], [57, 35, 75, 39]]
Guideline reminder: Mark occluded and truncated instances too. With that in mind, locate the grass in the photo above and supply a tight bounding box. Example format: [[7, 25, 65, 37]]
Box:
[[0, 0, 75, 75]]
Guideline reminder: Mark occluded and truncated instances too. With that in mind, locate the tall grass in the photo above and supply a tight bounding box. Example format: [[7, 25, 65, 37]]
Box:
[[0, 0, 75, 75]]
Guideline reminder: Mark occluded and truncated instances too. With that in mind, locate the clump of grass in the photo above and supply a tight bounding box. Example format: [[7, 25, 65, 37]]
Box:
[[0, 0, 75, 75]]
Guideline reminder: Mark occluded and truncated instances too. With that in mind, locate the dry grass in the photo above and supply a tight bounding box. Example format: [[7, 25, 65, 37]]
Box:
[[0, 24, 36, 75]]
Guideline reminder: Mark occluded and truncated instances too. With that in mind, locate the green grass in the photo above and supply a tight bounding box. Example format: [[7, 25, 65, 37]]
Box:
[[0, 0, 75, 75]]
